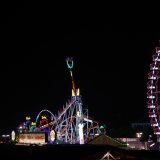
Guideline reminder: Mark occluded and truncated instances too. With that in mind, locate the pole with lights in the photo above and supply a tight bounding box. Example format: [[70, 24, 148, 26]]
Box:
[[66, 57, 84, 144]]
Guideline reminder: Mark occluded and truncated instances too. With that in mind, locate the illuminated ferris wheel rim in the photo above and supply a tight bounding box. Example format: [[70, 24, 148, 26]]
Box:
[[147, 43, 160, 133]]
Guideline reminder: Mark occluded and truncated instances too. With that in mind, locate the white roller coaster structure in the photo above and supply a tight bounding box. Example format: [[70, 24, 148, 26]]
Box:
[[35, 57, 101, 144]]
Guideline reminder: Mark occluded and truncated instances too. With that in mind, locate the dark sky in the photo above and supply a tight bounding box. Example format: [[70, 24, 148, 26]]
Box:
[[1, 2, 160, 131]]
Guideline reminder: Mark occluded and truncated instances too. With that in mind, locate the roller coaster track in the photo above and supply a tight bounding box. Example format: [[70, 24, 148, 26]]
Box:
[[40, 100, 75, 129], [36, 57, 102, 144]]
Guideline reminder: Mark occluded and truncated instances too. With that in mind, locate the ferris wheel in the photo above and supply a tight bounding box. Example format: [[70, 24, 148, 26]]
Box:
[[147, 40, 160, 142]]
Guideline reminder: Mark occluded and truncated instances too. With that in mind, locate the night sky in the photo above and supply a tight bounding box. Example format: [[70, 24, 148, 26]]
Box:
[[1, 3, 160, 132]]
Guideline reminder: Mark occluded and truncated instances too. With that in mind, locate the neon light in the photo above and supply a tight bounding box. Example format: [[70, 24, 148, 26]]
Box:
[[50, 130, 55, 142], [70, 71, 72, 76], [31, 122, 36, 125], [25, 120, 31, 129], [11, 131, 15, 141], [26, 116, 31, 120], [76, 88, 80, 96], [100, 125, 104, 129], [72, 89, 75, 97], [29, 126, 36, 132], [147, 40, 160, 143], [19, 133, 46, 143], [78, 123, 84, 144], [42, 116, 47, 119], [66, 57, 73, 69], [36, 109, 56, 125]]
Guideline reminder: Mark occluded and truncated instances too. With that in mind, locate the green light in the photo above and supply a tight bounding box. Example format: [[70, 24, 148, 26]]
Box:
[[104, 135, 129, 146], [100, 125, 104, 129], [89, 134, 129, 147], [66, 59, 73, 69], [29, 125, 36, 132]]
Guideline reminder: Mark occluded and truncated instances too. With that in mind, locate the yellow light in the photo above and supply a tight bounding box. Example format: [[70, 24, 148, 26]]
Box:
[[26, 116, 31, 120], [70, 71, 72, 76], [50, 130, 55, 142], [77, 88, 80, 96], [42, 116, 46, 119], [72, 88, 80, 97], [31, 122, 36, 125], [76, 111, 80, 116], [72, 89, 75, 96]]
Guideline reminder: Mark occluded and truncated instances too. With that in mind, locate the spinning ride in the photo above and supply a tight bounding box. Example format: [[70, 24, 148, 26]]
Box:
[[147, 40, 160, 142]]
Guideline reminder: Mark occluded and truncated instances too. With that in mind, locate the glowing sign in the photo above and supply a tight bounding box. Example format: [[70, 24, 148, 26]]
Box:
[[116, 138, 139, 142], [26, 116, 31, 120], [29, 126, 36, 132], [11, 131, 15, 141], [19, 133, 46, 143], [42, 116, 46, 119], [31, 122, 36, 125], [72, 88, 80, 97], [50, 130, 55, 142]]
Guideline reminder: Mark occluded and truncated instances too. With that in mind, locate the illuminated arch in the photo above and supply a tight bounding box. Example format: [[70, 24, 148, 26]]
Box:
[[36, 109, 56, 124]]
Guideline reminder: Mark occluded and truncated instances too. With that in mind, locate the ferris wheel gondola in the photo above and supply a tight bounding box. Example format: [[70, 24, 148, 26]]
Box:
[[147, 40, 160, 142]]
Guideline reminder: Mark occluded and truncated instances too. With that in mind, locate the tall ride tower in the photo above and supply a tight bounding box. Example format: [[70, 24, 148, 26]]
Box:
[[66, 57, 84, 144]]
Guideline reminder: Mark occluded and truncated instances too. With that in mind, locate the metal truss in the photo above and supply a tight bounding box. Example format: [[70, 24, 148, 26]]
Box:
[[35, 57, 101, 144], [147, 40, 160, 142], [37, 98, 100, 144]]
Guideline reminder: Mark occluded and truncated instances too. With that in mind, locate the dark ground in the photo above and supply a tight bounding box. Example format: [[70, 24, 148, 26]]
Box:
[[0, 144, 160, 160]]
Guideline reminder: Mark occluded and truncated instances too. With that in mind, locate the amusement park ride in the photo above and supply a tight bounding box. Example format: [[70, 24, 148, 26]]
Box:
[[147, 40, 160, 142], [16, 57, 102, 144]]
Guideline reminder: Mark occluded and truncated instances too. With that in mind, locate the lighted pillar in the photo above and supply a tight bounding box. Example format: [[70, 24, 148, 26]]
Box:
[[78, 123, 84, 144], [11, 131, 15, 141]]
